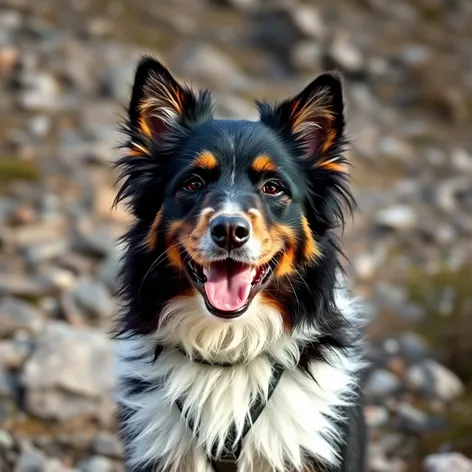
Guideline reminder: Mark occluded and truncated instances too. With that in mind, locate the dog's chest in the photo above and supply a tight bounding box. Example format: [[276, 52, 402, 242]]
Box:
[[120, 349, 354, 472]]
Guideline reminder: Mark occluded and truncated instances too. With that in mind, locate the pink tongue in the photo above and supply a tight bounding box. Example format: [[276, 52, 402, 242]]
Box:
[[203, 262, 255, 312]]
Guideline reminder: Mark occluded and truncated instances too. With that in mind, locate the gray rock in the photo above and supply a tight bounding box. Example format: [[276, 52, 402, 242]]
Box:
[[18, 72, 62, 111], [0, 369, 16, 397], [221, 0, 261, 11], [0, 10, 22, 32], [396, 402, 429, 432], [375, 205, 417, 231], [365, 405, 390, 428], [28, 115, 51, 138], [0, 297, 42, 337], [78, 455, 113, 472], [101, 60, 136, 103], [252, 5, 324, 59], [24, 239, 69, 265], [398, 45, 432, 67], [433, 177, 471, 212], [378, 137, 413, 160], [22, 321, 115, 399], [424, 453, 472, 472], [0, 274, 53, 298], [290, 41, 323, 72], [368, 442, 406, 472], [74, 226, 116, 258], [289, 4, 325, 39], [0, 339, 31, 370], [0, 429, 14, 451], [25, 388, 115, 424], [92, 432, 123, 459], [171, 43, 247, 90], [365, 369, 401, 398], [98, 249, 121, 292], [406, 360, 464, 401], [14, 443, 47, 472], [396, 332, 430, 361], [73, 279, 113, 319], [451, 149, 472, 174], [44, 458, 78, 472], [329, 33, 364, 74]]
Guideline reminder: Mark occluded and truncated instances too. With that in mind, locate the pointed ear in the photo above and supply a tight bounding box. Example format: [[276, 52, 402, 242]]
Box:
[[128, 56, 212, 142], [258, 73, 346, 171]]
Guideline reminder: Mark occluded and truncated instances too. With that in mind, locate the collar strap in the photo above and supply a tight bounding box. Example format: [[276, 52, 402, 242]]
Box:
[[175, 361, 285, 470], [176, 347, 245, 367]]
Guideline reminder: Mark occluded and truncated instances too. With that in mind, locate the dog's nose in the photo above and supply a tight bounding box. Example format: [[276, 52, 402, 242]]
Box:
[[210, 215, 251, 250]]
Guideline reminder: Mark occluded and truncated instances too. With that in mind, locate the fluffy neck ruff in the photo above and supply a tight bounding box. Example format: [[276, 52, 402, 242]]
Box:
[[116, 280, 364, 472]]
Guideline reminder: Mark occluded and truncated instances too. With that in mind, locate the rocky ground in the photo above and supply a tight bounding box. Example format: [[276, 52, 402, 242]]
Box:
[[0, 0, 472, 471]]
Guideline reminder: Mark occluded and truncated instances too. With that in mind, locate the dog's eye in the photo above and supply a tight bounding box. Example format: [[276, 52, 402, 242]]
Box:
[[183, 176, 205, 192], [262, 180, 284, 196]]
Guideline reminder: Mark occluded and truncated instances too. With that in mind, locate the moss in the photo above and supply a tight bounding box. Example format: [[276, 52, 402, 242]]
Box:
[[0, 157, 40, 183], [407, 266, 472, 378]]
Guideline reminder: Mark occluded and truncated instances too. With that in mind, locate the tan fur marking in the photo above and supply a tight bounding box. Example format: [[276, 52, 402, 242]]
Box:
[[193, 151, 218, 170], [289, 89, 335, 147], [139, 117, 152, 138], [147, 208, 163, 251], [166, 220, 185, 269], [301, 216, 319, 262], [252, 155, 277, 173], [275, 247, 296, 277], [259, 292, 291, 331], [270, 224, 297, 276], [247, 209, 272, 254], [320, 129, 336, 154], [317, 160, 345, 172]]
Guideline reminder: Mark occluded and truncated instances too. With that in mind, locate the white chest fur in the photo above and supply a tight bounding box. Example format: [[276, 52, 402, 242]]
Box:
[[116, 288, 363, 472]]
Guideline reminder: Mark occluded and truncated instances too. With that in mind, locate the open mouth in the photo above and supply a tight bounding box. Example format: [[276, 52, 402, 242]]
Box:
[[185, 256, 275, 319]]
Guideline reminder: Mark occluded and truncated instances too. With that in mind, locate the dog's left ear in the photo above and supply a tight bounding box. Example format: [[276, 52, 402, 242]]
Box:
[[128, 56, 213, 144], [258, 73, 346, 171]]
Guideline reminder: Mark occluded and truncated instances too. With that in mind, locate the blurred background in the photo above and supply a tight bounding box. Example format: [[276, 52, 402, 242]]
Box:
[[0, 0, 471, 471]]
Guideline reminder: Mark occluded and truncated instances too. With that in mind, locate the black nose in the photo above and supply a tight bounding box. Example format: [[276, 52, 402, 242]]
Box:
[[210, 215, 251, 250]]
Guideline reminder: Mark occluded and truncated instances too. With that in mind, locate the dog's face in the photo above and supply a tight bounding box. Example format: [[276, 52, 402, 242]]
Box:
[[117, 57, 351, 328]]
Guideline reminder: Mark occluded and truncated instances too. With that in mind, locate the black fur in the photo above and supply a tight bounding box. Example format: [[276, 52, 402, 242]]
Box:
[[114, 56, 365, 471]]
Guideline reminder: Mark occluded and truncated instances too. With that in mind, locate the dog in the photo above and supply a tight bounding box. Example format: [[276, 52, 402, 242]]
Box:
[[114, 56, 366, 472]]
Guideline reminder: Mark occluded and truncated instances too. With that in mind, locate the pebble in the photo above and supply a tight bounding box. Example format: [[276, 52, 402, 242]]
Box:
[[365, 369, 401, 398], [375, 205, 417, 231], [0, 274, 54, 298], [92, 432, 123, 459], [73, 279, 114, 319], [290, 41, 323, 72], [0, 339, 31, 369], [406, 360, 464, 401], [14, 442, 47, 472], [101, 60, 136, 103], [365, 405, 390, 428], [21, 321, 115, 413], [0, 297, 43, 337], [289, 4, 325, 40], [78, 455, 113, 472], [171, 42, 248, 90], [0, 429, 14, 451], [424, 452, 472, 472], [395, 402, 430, 432], [451, 149, 472, 174], [329, 33, 364, 74], [18, 72, 62, 111]]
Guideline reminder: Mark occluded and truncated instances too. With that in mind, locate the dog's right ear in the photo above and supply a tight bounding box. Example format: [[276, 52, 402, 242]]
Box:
[[128, 56, 213, 145]]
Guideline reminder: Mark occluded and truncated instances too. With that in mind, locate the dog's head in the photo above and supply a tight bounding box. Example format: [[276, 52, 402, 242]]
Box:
[[116, 57, 353, 343]]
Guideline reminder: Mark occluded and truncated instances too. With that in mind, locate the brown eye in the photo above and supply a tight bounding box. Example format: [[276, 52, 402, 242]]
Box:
[[183, 177, 205, 192], [262, 180, 284, 196]]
